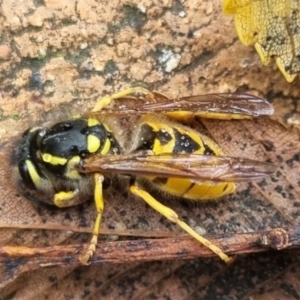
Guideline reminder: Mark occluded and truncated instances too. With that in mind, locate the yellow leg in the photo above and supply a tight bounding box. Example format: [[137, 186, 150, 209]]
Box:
[[80, 173, 105, 264], [130, 185, 233, 263], [92, 87, 154, 112]]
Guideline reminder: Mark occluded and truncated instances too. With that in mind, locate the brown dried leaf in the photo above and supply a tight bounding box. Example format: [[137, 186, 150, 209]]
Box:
[[1, 105, 300, 299]]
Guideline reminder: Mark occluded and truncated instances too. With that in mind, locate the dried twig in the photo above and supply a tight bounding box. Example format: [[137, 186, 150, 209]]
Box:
[[0, 227, 299, 271]]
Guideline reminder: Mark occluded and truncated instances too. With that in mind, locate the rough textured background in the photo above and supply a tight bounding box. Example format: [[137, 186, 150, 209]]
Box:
[[0, 0, 300, 299]]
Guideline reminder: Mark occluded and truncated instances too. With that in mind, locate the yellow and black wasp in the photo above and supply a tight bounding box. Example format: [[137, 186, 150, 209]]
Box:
[[15, 87, 276, 264]]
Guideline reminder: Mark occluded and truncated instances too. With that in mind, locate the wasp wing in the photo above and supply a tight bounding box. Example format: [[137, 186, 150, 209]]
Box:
[[78, 153, 277, 182], [91, 93, 273, 118], [136, 93, 274, 117]]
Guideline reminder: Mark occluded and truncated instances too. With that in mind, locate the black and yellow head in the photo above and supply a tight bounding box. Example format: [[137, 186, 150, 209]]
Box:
[[16, 118, 120, 199]]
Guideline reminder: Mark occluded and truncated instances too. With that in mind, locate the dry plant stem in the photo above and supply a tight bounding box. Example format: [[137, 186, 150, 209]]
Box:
[[0, 227, 298, 269]]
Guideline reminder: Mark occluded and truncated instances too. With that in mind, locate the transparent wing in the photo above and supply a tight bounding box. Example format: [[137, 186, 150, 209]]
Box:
[[78, 153, 277, 182], [91, 93, 273, 118]]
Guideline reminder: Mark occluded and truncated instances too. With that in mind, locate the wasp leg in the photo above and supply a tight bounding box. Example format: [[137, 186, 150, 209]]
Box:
[[130, 185, 233, 264], [80, 173, 104, 264], [92, 87, 154, 112]]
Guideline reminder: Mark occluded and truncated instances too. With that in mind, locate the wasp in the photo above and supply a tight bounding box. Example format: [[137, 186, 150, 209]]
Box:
[[15, 87, 275, 264]]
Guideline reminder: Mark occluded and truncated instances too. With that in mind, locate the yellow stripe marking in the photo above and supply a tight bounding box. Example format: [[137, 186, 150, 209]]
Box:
[[42, 153, 67, 165], [101, 138, 111, 155], [142, 118, 234, 200], [153, 138, 175, 154], [29, 127, 42, 132], [183, 182, 236, 200], [25, 159, 41, 186], [54, 191, 77, 207], [143, 121, 175, 154], [88, 118, 99, 126], [161, 178, 192, 197], [66, 156, 81, 179], [103, 123, 111, 132], [87, 135, 101, 153]]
